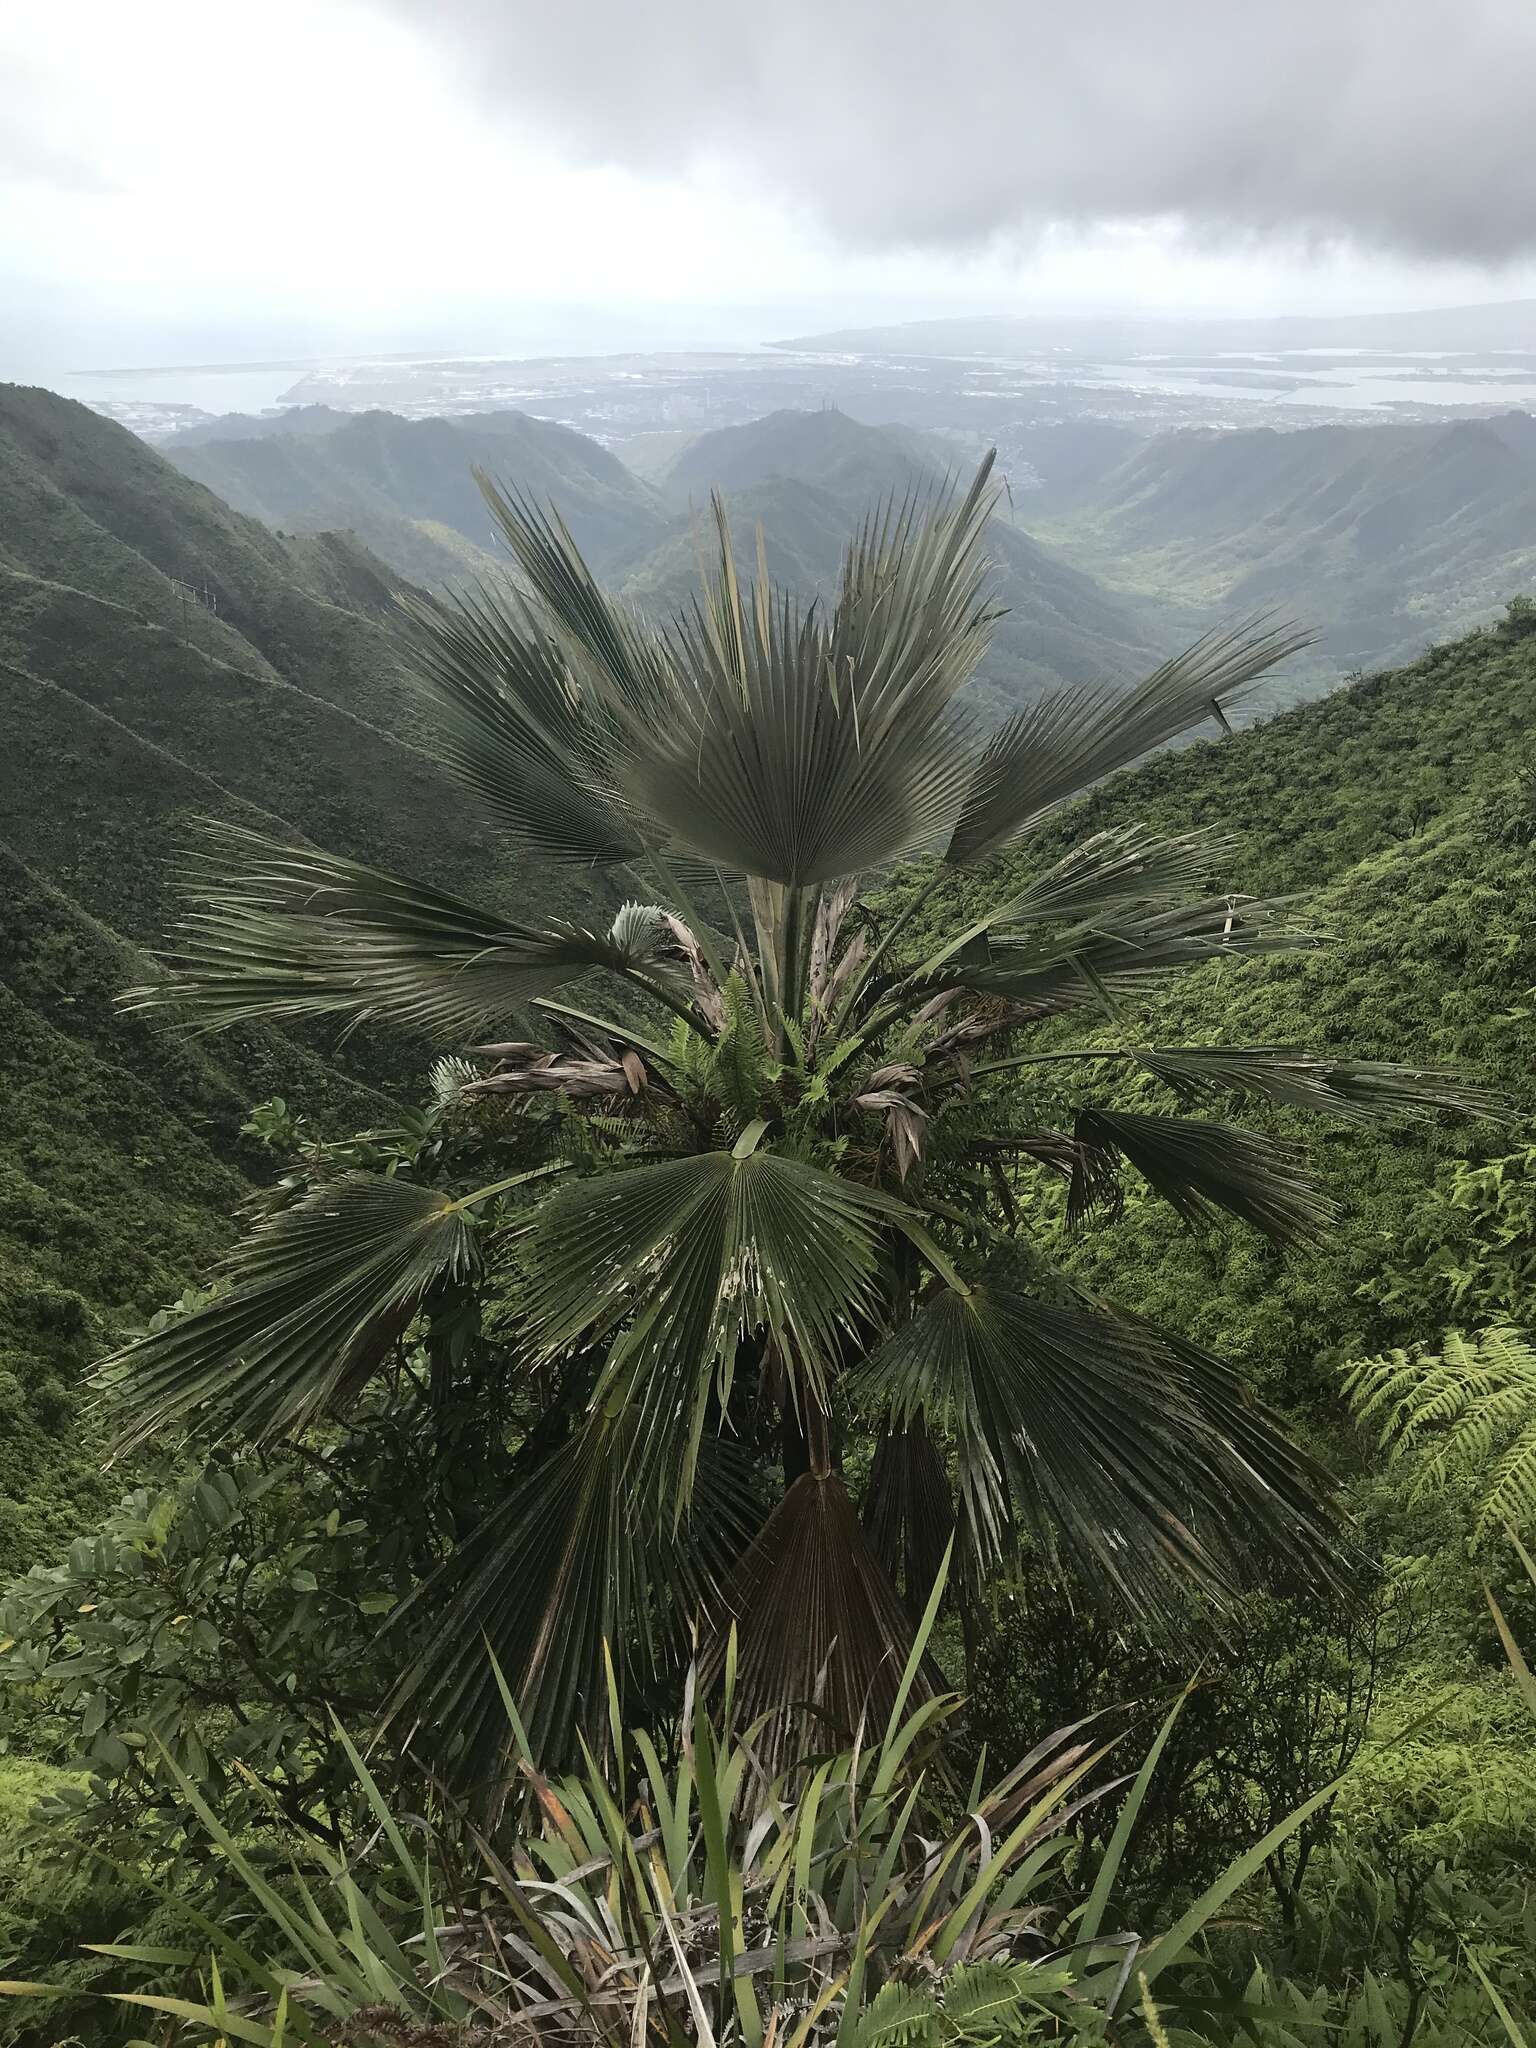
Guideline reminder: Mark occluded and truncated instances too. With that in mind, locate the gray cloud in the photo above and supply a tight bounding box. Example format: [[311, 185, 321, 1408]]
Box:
[[372, 0, 1536, 261]]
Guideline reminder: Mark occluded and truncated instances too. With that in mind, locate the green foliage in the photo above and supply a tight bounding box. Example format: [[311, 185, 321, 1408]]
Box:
[[8, 403, 1536, 2045], [104, 461, 1448, 1782], [1347, 1327, 1536, 1543], [1, 1571, 1373, 2048], [0, 1441, 419, 1863], [0, 382, 612, 1568]]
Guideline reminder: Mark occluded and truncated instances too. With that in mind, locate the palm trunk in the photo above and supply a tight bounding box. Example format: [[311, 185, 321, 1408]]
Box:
[[781, 1386, 835, 1484]]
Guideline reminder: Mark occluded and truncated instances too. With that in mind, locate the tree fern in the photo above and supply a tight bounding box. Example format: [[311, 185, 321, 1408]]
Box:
[[1344, 1326, 1536, 1543]]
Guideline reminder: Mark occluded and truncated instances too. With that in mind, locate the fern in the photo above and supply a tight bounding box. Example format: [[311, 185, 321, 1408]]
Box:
[[854, 1980, 938, 2048], [940, 1960, 1032, 2040], [710, 973, 772, 1127], [1344, 1326, 1536, 1543]]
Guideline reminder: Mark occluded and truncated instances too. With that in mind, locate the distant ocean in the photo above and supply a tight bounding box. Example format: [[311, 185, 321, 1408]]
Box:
[[61, 363, 311, 415]]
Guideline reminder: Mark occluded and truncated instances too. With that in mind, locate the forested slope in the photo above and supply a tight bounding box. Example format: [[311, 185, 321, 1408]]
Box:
[[164, 404, 671, 589], [0, 385, 571, 1565], [1038, 410, 1536, 678], [936, 600, 1536, 1390]]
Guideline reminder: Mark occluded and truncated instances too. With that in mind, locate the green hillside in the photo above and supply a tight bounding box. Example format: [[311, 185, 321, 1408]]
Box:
[[0, 384, 575, 1564], [888, 607, 1536, 1955], [163, 404, 671, 588], [958, 602, 1536, 1367], [1037, 410, 1536, 678]]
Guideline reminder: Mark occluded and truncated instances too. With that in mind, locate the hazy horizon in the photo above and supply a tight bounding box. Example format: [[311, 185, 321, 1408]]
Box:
[[6, 1, 1536, 389]]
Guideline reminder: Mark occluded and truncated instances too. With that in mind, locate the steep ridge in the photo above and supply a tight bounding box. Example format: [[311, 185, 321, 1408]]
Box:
[[163, 405, 671, 589], [637, 409, 1181, 717], [907, 602, 1536, 1424], [0, 386, 575, 1561], [160, 400, 1186, 718], [1040, 411, 1536, 674], [0, 387, 578, 910]]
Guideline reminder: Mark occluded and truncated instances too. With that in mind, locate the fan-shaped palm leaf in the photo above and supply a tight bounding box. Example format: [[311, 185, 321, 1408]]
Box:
[[699, 1468, 934, 1751], [924, 895, 1311, 1017], [477, 475, 673, 715], [99, 1172, 516, 1449], [398, 575, 643, 866], [1071, 1108, 1335, 1247], [944, 617, 1315, 867], [392, 1414, 757, 1790], [907, 827, 1231, 990], [852, 1282, 1350, 1635], [862, 1425, 956, 1615], [518, 1133, 898, 1495], [1135, 1044, 1504, 1124], [128, 825, 686, 1039], [481, 463, 1000, 886]]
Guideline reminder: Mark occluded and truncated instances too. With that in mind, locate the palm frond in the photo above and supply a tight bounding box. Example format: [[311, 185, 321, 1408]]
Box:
[[925, 895, 1312, 1016], [1072, 1109, 1335, 1247], [616, 471, 998, 887], [1137, 1044, 1506, 1125], [518, 1140, 897, 1497], [851, 1282, 1351, 1635], [477, 472, 672, 715], [1345, 1327, 1536, 1543], [393, 1415, 757, 1788], [398, 576, 643, 865], [861, 1424, 956, 1616], [99, 1173, 483, 1450], [944, 617, 1315, 866], [478, 463, 1000, 889], [910, 827, 1230, 990], [127, 824, 668, 1039]]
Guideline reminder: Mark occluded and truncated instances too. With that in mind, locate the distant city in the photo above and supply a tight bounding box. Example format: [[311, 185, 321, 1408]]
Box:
[[67, 300, 1536, 473]]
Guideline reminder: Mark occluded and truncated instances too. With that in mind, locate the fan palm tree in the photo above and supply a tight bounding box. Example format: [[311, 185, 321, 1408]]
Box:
[[108, 454, 1488, 1787]]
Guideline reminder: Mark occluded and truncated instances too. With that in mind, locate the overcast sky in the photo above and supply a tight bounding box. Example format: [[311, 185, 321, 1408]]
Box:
[[4, 0, 1536, 377]]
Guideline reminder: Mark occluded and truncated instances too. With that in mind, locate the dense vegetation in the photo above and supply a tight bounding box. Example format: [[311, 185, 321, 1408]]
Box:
[[0, 383, 607, 1572], [1, 413, 1535, 2046]]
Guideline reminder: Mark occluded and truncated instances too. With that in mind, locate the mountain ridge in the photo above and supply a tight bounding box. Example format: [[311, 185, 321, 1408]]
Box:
[[158, 398, 1182, 717], [1033, 408, 1536, 673]]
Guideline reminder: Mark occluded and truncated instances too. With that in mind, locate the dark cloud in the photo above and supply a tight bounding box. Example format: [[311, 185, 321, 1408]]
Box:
[[372, 0, 1536, 261]]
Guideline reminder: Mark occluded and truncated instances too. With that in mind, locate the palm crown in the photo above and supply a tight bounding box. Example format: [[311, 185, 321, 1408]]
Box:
[[111, 455, 1486, 1788]]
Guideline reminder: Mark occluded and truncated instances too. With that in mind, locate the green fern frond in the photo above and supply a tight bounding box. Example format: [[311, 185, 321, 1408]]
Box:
[[1344, 1326, 1536, 1543], [940, 1959, 1030, 2034], [854, 1979, 937, 2048], [710, 973, 773, 1127]]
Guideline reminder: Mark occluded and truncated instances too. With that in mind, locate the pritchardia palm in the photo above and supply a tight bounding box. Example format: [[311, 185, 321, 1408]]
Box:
[[107, 455, 1490, 1788]]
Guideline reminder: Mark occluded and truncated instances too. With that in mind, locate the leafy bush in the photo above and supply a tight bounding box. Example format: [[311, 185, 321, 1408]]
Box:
[[1, 1573, 1378, 2048]]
